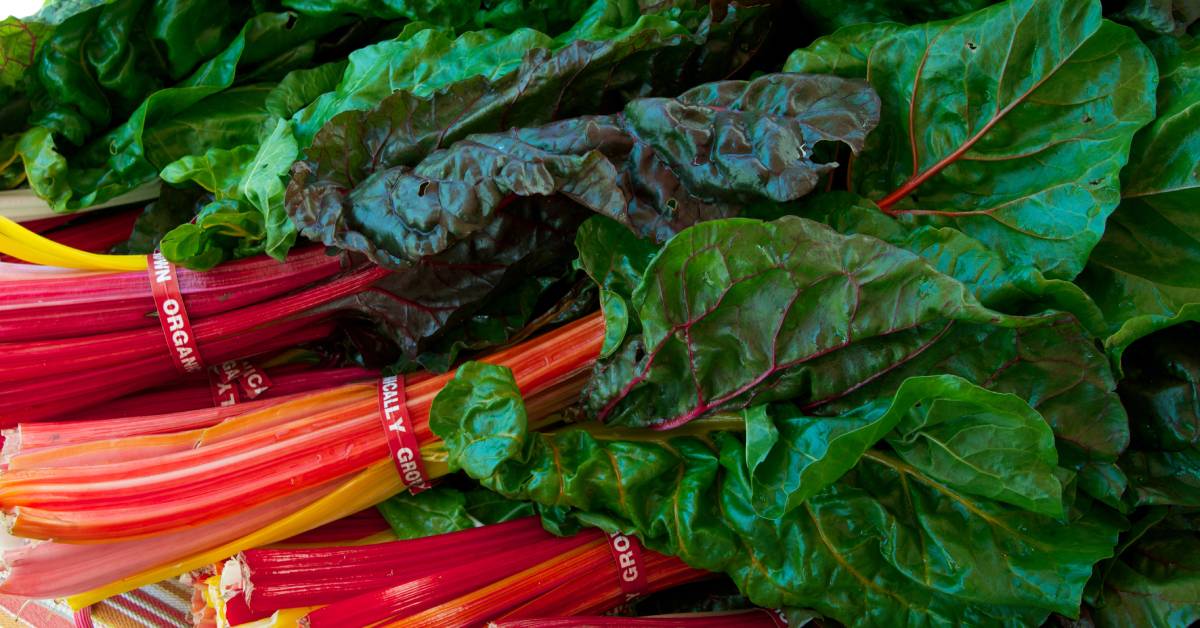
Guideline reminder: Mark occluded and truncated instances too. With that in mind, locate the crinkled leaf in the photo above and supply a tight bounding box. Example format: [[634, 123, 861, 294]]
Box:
[[17, 10, 347, 212], [853, 0, 1157, 279], [430, 362, 527, 479], [747, 374, 1063, 520], [344, 196, 588, 360], [1075, 34, 1200, 367], [290, 73, 879, 269], [281, 0, 479, 27], [1111, 0, 1200, 36], [300, 16, 692, 192], [164, 0, 753, 266], [432, 367, 1119, 626]]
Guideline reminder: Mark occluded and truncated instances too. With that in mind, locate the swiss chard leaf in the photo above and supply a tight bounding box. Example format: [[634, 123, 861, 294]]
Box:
[[746, 374, 1063, 519], [289, 73, 878, 269], [850, 0, 1157, 280], [1074, 34, 1200, 367], [431, 363, 1118, 626], [16, 9, 349, 213], [792, 192, 1107, 335], [376, 483, 537, 538], [586, 215, 1033, 429], [573, 216, 658, 356], [782, 22, 903, 77], [583, 216, 1129, 505], [376, 487, 476, 539]]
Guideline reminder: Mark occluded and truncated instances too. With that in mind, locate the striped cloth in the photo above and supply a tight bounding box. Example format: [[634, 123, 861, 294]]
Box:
[[0, 581, 191, 628]]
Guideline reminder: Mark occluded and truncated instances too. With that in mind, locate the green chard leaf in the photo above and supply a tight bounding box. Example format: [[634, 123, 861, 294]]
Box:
[[792, 192, 1108, 335], [288, 73, 879, 268], [573, 215, 658, 356], [783, 22, 903, 77], [16, 9, 349, 213], [376, 484, 537, 539], [1075, 34, 1200, 367], [746, 374, 1064, 519], [430, 363, 1118, 627], [849, 0, 1157, 280], [584, 216, 1129, 505], [586, 216, 1034, 429], [376, 487, 476, 539]]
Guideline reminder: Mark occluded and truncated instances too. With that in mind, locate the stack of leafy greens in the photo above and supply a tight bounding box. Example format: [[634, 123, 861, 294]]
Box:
[[1, 0, 1198, 625]]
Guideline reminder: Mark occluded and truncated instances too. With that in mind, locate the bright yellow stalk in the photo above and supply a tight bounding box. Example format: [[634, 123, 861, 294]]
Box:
[[0, 216, 147, 270]]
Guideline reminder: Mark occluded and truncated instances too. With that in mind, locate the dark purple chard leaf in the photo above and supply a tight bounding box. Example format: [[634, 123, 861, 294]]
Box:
[[1109, 0, 1200, 36], [298, 24, 696, 192], [341, 196, 589, 360], [288, 72, 879, 268]]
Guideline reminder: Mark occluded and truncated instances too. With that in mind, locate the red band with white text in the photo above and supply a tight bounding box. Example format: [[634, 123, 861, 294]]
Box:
[[606, 530, 649, 598], [377, 375, 432, 493], [762, 608, 789, 627], [148, 251, 204, 374], [214, 359, 273, 399]]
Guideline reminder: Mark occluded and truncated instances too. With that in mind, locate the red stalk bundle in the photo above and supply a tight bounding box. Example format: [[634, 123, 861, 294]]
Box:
[[0, 244, 344, 342], [488, 610, 786, 627], [0, 314, 604, 546], [331, 531, 707, 627], [0, 254, 392, 423], [273, 506, 392, 546], [224, 512, 709, 628], [65, 364, 376, 422]]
